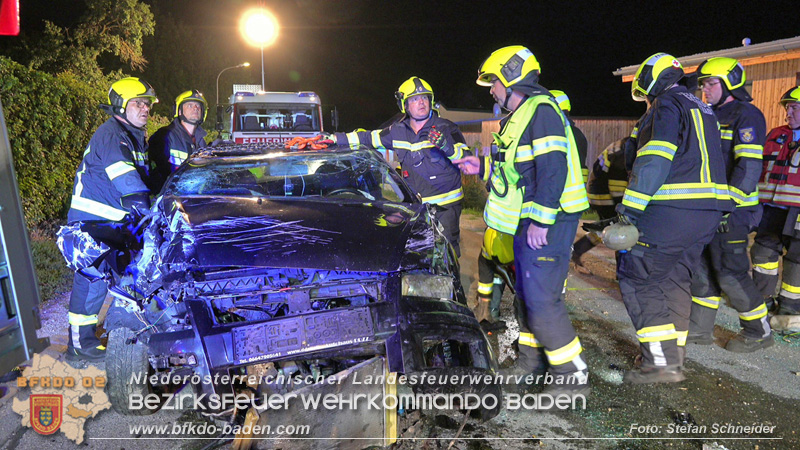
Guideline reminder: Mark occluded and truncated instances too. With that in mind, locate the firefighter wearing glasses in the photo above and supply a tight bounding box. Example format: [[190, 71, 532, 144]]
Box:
[[688, 57, 772, 352], [148, 90, 208, 192], [617, 53, 730, 383], [454, 46, 590, 395], [61, 77, 158, 362], [328, 77, 470, 256], [751, 86, 800, 317]]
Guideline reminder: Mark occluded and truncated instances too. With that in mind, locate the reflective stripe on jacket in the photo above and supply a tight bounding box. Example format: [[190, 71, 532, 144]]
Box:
[[759, 125, 800, 207], [335, 115, 469, 206], [483, 95, 589, 234], [67, 117, 150, 223], [148, 118, 208, 193], [621, 86, 731, 213]]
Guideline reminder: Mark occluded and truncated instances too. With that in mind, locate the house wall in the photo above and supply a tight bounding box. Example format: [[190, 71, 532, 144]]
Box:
[[748, 58, 800, 131]]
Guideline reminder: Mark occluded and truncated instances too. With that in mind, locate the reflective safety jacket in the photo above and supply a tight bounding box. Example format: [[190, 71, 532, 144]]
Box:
[[759, 126, 800, 207], [479, 94, 589, 235], [334, 115, 470, 206], [67, 117, 150, 223], [588, 137, 629, 207], [714, 100, 764, 208], [148, 118, 207, 193], [621, 86, 731, 214]]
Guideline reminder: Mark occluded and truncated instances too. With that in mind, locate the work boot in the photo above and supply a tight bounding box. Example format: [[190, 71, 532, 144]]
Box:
[[623, 366, 686, 384], [473, 298, 506, 332], [499, 347, 547, 389], [725, 333, 774, 353], [65, 345, 106, 363], [776, 300, 800, 316], [686, 332, 713, 345]]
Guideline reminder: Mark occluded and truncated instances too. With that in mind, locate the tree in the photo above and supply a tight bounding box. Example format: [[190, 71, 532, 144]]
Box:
[[24, 0, 155, 88]]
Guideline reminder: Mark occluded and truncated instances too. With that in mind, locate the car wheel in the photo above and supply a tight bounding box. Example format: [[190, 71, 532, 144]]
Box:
[[106, 328, 156, 416]]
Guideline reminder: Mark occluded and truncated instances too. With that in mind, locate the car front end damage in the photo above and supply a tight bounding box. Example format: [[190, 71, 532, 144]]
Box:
[[104, 147, 499, 445]]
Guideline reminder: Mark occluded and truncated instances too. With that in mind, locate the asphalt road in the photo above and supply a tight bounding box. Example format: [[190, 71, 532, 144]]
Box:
[[1, 213, 799, 450]]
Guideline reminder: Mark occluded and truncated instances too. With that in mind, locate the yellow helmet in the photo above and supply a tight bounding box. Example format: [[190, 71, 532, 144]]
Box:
[[696, 57, 746, 91], [550, 90, 571, 112], [476, 45, 540, 88], [174, 90, 208, 125], [779, 86, 800, 107], [394, 77, 434, 113], [108, 77, 158, 115], [631, 53, 684, 102]]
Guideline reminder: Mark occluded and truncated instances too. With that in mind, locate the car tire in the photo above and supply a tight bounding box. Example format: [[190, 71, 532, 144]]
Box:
[[106, 327, 155, 416]]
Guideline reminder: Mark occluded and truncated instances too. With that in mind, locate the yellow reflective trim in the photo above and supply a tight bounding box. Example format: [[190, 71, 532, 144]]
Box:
[[371, 130, 383, 149], [68, 312, 98, 326], [739, 303, 768, 321], [530, 135, 568, 158], [421, 187, 463, 205], [781, 282, 800, 294], [756, 261, 779, 270], [477, 282, 493, 295], [692, 296, 721, 309], [636, 324, 678, 343], [690, 109, 712, 183], [676, 330, 688, 346], [105, 161, 136, 181], [545, 337, 582, 365], [519, 332, 542, 348], [71, 196, 128, 221]]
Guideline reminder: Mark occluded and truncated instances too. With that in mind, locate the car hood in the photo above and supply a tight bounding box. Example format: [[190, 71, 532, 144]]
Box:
[[159, 197, 436, 272]]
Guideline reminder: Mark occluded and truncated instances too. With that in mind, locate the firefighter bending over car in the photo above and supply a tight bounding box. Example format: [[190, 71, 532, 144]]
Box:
[[324, 77, 471, 256], [148, 90, 209, 192], [57, 77, 158, 363], [687, 57, 772, 352], [616, 53, 730, 384], [751, 86, 800, 318], [454, 45, 590, 396]]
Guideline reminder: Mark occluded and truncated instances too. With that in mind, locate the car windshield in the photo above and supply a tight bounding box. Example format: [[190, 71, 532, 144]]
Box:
[[166, 149, 415, 203]]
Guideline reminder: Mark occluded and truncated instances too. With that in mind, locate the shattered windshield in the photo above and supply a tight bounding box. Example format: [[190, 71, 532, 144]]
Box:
[[166, 149, 414, 203]]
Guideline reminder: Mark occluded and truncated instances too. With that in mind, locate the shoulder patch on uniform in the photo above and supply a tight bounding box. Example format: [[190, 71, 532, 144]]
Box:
[[739, 127, 755, 143]]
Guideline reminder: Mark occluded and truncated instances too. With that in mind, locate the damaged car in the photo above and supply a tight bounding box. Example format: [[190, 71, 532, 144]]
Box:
[[103, 143, 499, 446]]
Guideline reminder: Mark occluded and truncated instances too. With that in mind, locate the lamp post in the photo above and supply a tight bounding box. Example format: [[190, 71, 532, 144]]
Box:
[[216, 62, 250, 105], [240, 8, 279, 91]]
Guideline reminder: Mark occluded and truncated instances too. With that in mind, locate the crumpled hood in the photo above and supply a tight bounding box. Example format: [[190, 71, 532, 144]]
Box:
[[161, 197, 436, 272]]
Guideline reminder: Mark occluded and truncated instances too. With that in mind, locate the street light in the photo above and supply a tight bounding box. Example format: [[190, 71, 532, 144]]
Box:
[[215, 62, 249, 131], [239, 8, 279, 91], [216, 62, 250, 105]]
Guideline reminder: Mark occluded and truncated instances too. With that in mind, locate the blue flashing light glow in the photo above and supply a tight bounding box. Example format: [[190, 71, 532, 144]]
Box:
[[297, 92, 318, 97], [235, 92, 255, 97]]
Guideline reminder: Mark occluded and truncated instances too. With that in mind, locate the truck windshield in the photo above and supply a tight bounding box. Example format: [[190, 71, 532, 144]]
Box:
[[235, 103, 320, 132]]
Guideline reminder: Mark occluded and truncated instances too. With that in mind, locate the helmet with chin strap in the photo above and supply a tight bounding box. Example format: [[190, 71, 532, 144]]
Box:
[[107, 77, 158, 115], [631, 53, 684, 102], [175, 90, 208, 125], [476, 45, 541, 109], [394, 77, 434, 114]]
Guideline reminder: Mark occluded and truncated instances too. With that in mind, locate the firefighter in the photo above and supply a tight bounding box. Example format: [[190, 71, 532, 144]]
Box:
[[474, 228, 514, 331], [550, 90, 589, 183], [687, 58, 772, 352], [572, 137, 631, 267], [326, 77, 470, 256], [617, 53, 730, 384], [62, 77, 157, 362], [454, 45, 590, 395], [751, 86, 800, 317], [148, 90, 208, 192]]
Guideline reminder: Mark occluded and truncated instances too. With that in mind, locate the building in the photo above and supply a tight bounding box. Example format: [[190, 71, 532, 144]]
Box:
[[613, 36, 800, 131]]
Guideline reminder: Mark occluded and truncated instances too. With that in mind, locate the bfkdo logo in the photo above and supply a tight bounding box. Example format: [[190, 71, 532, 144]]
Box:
[[30, 394, 62, 435]]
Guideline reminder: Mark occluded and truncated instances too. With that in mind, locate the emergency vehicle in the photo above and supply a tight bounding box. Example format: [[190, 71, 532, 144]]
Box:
[[227, 84, 324, 144]]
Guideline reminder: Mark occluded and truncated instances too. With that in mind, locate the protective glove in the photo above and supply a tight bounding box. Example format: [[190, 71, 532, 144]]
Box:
[[317, 133, 336, 146], [718, 213, 731, 233], [428, 126, 447, 150], [614, 203, 641, 226]]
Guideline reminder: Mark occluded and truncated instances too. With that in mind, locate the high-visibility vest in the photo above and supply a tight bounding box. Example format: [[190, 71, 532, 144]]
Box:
[[484, 96, 589, 235]]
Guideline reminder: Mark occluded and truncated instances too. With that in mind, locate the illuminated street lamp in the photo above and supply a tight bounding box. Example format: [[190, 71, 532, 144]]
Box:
[[216, 62, 250, 105], [239, 8, 279, 91]]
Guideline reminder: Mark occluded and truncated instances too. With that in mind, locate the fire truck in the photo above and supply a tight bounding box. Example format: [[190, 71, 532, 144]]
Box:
[[225, 84, 326, 144]]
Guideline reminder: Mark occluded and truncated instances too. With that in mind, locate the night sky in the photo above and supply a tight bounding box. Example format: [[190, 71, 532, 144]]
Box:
[[8, 0, 798, 130]]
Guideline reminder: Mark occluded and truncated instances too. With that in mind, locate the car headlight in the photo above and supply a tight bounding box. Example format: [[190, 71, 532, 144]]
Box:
[[401, 274, 454, 300]]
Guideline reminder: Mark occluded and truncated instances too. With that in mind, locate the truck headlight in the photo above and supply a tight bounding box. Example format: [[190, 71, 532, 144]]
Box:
[[401, 274, 454, 300]]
